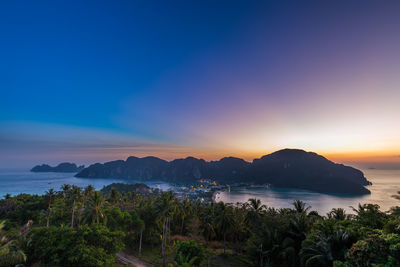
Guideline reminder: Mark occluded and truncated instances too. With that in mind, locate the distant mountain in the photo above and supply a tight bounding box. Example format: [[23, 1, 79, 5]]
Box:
[[248, 149, 371, 194], [31, 163, 84, 173], [75, 149, 371, 195]]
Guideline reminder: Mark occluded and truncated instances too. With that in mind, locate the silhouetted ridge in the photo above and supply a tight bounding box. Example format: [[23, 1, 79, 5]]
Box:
[[250, 149, 370, 194], [31, 162, 84, 173], [75, 149, 371, 195]]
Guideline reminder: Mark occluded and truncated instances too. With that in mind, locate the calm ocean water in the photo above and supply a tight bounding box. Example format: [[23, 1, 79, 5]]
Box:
[[216, 169, 400, 214], [1, 168, 399, 215], [0, 169, 172, 197]]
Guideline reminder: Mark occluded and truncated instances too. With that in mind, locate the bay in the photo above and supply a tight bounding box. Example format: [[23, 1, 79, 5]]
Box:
[[0, 169, 172, 196], [1, 168, 399, 215], [216, 168, 400, 214]]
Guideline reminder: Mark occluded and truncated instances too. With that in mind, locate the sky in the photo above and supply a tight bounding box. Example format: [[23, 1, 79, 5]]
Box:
[[1, 1, 400, 168]]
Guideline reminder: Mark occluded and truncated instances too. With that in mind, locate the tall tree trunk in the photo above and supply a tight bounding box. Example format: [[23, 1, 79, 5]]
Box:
[[78, 209, 82, 227], [139, 230, 143, 257], [78, 200, 85, 227], [166, 217, 170, 245], [164, 217, 169, 266], [161, 217, 166, 267], [180, 216, 185, 235], [96, 208, 99, 224], [71, 200, 75, 228], [46, 204, 51, 227], [77, 210, 81, 227], [223, 232, 226, 256]]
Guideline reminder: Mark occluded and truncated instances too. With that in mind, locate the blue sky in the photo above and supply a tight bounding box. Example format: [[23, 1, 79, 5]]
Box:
[[1, 1, 400, 167], [1, 1, 254, 128]]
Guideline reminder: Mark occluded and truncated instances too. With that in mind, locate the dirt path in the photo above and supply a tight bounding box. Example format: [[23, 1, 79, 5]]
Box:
[[116, 252, 152, 267]]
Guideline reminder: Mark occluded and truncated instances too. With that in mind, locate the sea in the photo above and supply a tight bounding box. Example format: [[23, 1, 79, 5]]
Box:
[[0, 169, 172, 196], [216, 168, 400, 214], [0, 168, 399, 215]]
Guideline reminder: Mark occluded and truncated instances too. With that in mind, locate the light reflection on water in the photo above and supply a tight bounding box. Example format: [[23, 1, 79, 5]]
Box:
[[1, 168, 399, 215], [216, 169, 400, 215]]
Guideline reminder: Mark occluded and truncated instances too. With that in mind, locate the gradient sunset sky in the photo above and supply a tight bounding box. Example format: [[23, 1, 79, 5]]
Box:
[[1, 1, 400, 168]]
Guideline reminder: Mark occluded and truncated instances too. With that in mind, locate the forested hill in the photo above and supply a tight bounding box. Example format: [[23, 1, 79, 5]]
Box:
[[76, 149, 371, 195], [31, 162, 84, 173]]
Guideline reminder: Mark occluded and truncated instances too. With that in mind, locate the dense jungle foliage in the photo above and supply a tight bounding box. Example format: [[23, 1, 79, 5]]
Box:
[[1, 184, 400, 266]]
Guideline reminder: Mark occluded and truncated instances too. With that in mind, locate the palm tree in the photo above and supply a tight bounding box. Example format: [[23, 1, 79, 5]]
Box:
[[110, 187, 122, 204], [129, 210, 145, 256], [248, 198, 266, 213], [178, 198, 192, 235], [245, 198, 266, 228], [76, 185, 95, 226], [0, 221, 26, 266], [289, 213, 309, 238], [84, 191, 106, 224], [350, 203, 386, 228], [248, 225, 296, 267], [44, 188, 55, 227], [300, 240, 332, 267], [286, 212, 309, 265], [256, 243, 268, 267], [328, 228, 352, 260], [215, 203, 234, 256], [173, 252, 199, 267], [0, 244, 27, 267], [124, 191, 137, 210], [155, 191, 175, 267], [276, 237, 296, 266], [327, 208, 347, 220], [84, 184, 95, 197], [266, 234, 296, 267], [137, 201, 159, 256], [292, 200, 311, 214], [70, 185, 81, 228], [138, 222, 145, 257], [60, 184, 71, 199], [349, 203, 365, 215], [300, 228, 353, 267], [200, 205, 216, 243]]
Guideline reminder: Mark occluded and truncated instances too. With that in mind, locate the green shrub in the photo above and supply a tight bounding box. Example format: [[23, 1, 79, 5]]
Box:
[[346, 234, 389, 266], [174, 240, 205, 266], [27, 225, 124, 267]]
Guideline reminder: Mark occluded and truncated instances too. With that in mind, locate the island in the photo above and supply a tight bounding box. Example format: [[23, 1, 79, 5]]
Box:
[[75, 149, 372, 195], [31, 162, 84, 173], [100, 183, 152, 195]]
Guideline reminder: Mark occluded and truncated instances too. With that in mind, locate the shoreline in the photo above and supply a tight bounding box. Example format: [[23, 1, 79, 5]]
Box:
[[212, 190, 224, 203]]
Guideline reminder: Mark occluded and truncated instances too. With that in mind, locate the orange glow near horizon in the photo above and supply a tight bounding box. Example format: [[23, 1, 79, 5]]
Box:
[[72, 147, 400, 165], [2, 2, 400, 171]]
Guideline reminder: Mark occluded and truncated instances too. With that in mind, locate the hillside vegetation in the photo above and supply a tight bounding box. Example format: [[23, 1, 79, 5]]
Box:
[[1, 184, 399, 266]]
